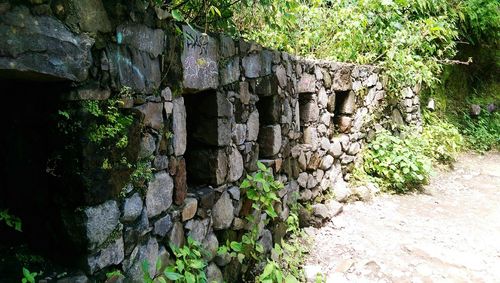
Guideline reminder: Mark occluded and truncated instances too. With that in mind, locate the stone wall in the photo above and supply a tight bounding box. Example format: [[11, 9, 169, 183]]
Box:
[[0, 1, 421, 281]]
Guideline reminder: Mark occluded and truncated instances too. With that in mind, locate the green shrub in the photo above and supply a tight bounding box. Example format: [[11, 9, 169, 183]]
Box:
[[462, 111, 500, 152], [421, 111, 464, 163], [363, 130, 432, 193]]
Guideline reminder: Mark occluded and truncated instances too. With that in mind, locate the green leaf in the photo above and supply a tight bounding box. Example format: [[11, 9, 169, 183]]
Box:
[[185, 271, 195, 283], [176, 259, 185, 272], [240, 179, 251, 188], [230, 241, 242, 252], [275, 269, 283, 283], [164, 270, 183, 281], [189, 259, 206, 269], [171, 9, 184, 21], [256, 243, 265, 253], [156, 258, 162, 272], [257, 161, 267, 172], [237, 253, 245, 263], [265, 208, 278, 219], [285, 274, 300, 283], [260, 262, 274, 278]]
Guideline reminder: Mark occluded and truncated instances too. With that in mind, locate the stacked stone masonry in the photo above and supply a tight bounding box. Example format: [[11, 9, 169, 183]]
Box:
[[0, 2, 422, 281]]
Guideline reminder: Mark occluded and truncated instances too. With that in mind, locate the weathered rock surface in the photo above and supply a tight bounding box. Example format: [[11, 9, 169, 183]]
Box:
[[259, 125, 282, 157], [227, 148, 244, 182], [0, 6, 93, 81], [121, 193, 143, 223], [107, 44, 161, 94], [86, 237, 124, 274], [173, 97, 187, 156], [116, 24, 165, 57], [135, 102, 164, 130], [181, 26, 219, 91], [83, 200, 120, 251], [153, 214, 172, 238], [182, 198, 198, 221], [212, 192, 234, 230], [146, 172, 174, 218], [66, 0, 112, 33], [124, 237, 158, 281]]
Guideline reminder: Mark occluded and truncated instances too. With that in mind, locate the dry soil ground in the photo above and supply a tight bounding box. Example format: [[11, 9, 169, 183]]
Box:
[[304, 151, 500, 283]]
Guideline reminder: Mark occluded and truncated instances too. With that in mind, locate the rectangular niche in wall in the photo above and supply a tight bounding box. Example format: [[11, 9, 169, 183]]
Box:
[[256, 91, 282, 158], [298, 93, 319, 128], [184, 90, 231, 186], [333, 91, 356, 133]]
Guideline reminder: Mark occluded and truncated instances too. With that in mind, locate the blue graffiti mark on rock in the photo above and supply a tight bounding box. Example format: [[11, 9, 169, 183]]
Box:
[[112, 49, 145, 88], [117, 32, 123, 44]]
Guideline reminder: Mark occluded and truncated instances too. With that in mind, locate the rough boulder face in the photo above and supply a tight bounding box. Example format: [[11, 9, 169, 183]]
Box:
[[181, 25, 219, 92], [0, 6, 93, 81]]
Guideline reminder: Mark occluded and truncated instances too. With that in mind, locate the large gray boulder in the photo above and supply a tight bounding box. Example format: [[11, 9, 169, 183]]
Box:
[[0, 6, 93, 81], [123, 237, 159, 281]]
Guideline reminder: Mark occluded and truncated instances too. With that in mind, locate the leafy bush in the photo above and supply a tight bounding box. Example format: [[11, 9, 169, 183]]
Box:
[[456, 0, 500, 45], [363, 130, 432, 193], [462, 111, 500, 152], [421, 111, 464, 163], [241, 0, 459, 95]]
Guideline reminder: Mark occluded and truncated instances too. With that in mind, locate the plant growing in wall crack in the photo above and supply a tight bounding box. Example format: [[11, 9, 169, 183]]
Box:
[[218, 162, 283, 277], [142, 237, 208, 283]]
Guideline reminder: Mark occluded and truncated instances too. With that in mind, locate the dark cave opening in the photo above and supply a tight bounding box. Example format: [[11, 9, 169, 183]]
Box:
[[0, 78, 80, 279]]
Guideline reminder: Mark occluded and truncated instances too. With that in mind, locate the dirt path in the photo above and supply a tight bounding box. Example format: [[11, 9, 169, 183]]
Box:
[[304, 152, 500, 283]]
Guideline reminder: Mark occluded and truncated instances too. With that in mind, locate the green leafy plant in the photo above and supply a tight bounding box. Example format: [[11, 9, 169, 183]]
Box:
[[142, 237, 208, 283], [258, 257, 299, 283], [241, 162, 283, 218], [257, 206, 309, 283], [130, 159, 154, 188], [421, 111, 464, 163], [83, 99, 133, 150], [0, 209, 22, 232], [21, 267, 38, 283], [462, 110, 500, 152], [218, 162, 283, 276], [362, 130, 432, 193], [166, 237, 208, 283], [241, 0, 459, 96]]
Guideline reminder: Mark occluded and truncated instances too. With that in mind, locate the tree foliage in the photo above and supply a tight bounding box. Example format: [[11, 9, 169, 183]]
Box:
[[153, 0, 498, 96]]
